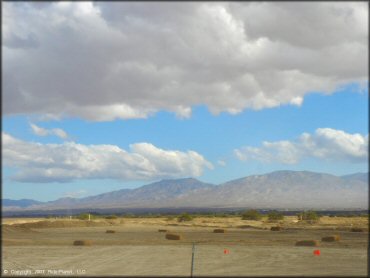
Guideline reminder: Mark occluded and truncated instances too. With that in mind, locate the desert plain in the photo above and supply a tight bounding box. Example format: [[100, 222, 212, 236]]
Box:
[[1, 215, 368, 276]]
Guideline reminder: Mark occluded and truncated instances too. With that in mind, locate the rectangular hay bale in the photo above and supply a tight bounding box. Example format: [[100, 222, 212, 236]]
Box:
[[158, 229, 167, 232], [351, 228, 364, 232], [321, 235, 340, 242], [213, 229, 226, 233], [106, 230, 116, 233], [73, 240, 92, 246], [165, 233, 182, 240], [295, 240, 320, 247]]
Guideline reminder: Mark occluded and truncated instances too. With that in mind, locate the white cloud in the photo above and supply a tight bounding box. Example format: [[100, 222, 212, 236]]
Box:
[[2, 132, 213, 183], [234, 128, 368, 164], [217, 160, 226, 167], [30, 123, 68, 139], [3, 2, 367, 121]]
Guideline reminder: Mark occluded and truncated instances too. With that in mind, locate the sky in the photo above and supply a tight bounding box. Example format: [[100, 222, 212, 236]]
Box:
[[2, 2, 368, 201]]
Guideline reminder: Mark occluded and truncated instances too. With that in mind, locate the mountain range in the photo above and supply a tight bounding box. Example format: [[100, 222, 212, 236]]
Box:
[[2, 171, 368, 211]]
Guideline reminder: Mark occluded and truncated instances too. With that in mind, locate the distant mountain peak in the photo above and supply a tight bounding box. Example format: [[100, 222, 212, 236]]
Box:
[[3, 170, 368, 211], [158, 177, 200, 183]]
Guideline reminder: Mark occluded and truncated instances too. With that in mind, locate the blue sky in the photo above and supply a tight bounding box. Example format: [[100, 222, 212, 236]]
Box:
[[3, 85, 368, 201], [2, 2, 368, 201]]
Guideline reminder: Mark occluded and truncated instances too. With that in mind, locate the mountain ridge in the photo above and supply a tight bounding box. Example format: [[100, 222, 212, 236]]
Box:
[[3, 171, 368, 210]]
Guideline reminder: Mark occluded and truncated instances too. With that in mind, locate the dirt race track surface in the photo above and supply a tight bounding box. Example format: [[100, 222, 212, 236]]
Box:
[[2, 217, 368, 276]]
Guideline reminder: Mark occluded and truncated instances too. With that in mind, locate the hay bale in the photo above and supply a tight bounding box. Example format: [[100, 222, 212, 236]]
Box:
[[213, 229, 226, 233], [295, 240, 320, 247], [106, 230, 116, 233], [165, 233, 182, 240], [270, 226, 283, 231], [73, 240, 92, 246], [351, 228, 364, 232], [158, 229, 167, 232], [321, 235, 340, 242]]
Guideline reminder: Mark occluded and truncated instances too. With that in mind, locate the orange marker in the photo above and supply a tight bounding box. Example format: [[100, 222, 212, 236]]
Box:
[[313, 249, 320, 256], [224, 249, 230, 254]]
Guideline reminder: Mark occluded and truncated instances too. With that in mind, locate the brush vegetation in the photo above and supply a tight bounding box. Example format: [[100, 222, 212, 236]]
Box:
[[177, 213, 194, 222], [241, 210, 262, 220], [267, 211, 284, 221]]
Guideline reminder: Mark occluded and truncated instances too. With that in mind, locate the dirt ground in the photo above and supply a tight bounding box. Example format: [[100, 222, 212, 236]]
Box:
[[2, 216, 368, 276]]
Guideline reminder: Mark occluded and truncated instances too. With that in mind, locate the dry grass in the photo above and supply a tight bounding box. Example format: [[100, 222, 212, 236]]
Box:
[[3, 216, 368, 233], [73, 240, 92, 246], [322, 235, 340, 242], [12, 220, 110, 229], [295, 240, 320, 247], [165, 233, 182, 240], [213, 228, 226, 233], [106, 230, 116, 233], [2, 225, 38, 234]]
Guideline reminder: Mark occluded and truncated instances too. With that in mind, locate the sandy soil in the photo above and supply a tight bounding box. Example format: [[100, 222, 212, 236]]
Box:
[[2, 217, 368, 276]]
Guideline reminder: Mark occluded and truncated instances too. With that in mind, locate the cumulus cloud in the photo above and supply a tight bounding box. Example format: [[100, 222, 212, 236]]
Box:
[[2, 133, 213, 183], [234, 128, 368, 164], [30, 123, 68, 139], [3, 2, 367, 121]]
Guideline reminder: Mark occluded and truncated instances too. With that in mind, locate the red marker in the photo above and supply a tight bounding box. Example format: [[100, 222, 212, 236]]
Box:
[[224, 249, 230, 254], [313, 249, 320, 256]]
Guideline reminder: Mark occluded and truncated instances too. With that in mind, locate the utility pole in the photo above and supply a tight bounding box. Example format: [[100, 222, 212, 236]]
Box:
[[88, 213, 91, 221], [190, 242, 195, 277]]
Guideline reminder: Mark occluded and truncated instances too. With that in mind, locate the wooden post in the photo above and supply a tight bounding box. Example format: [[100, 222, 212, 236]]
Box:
[[190, 243, 195, 277]]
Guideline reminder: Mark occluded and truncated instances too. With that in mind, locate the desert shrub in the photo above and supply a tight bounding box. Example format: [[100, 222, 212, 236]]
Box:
[[267, 211, 284, 221], [105, 215, 118, 220], [241, 209, 262, 220], [297, 211, 320, 221], [177, 213, 193, 222]]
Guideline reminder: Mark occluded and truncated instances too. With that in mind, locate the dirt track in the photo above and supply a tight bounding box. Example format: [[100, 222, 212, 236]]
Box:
[[2, 217, 368, 276]]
